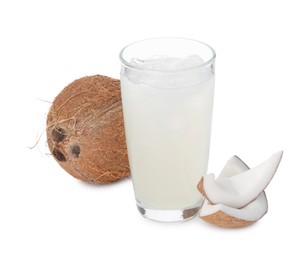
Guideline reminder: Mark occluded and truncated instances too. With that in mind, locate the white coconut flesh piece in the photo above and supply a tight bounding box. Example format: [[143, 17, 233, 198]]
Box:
[[202, 151, 283, 209], [200, 192, 268, 228], [198, 154, 274, 228], [218, 155, 250, 179]]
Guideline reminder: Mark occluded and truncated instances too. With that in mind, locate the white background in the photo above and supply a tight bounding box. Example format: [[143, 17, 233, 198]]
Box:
[[0, 0, 305, 259]]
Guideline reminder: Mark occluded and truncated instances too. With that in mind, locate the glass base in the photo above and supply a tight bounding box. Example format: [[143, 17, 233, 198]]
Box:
[[136, 199, 203, 223]]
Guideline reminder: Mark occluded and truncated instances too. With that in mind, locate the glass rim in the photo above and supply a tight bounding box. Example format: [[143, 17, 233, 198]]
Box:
[[119, 37, 216, 73]]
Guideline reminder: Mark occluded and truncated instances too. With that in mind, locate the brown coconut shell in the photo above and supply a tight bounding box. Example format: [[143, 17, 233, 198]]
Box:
[[197, 177, 213, 204], [46, 75, 130, 184], [200, 211, 255, 228]]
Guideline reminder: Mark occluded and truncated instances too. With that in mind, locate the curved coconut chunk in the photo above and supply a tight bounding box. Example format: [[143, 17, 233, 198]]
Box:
[[218, 155, 249, 179], [203, 151, 283, 208], [200, 192, 268, 223], [198, 156, 249, 201]]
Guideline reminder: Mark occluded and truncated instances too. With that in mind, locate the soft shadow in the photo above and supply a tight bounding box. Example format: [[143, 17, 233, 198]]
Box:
[[194, 216, 261, 232], [75, 176, 131, 190]]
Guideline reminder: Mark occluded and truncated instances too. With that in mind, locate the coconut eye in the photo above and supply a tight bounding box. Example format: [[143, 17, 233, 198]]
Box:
[[52, 148, 67, 162], [71, 144, 80, 158], [52, 128, 67, 142]]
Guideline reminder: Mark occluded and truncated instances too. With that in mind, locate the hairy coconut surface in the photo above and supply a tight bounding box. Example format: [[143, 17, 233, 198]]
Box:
[[46, 75, 130, 183]]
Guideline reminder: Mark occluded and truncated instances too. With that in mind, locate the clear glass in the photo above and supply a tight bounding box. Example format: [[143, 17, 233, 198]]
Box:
[[119, 38, 216, 222]]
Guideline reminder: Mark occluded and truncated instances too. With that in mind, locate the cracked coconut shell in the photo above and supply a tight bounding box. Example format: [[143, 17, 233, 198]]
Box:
[[46, 75, 130, 183]]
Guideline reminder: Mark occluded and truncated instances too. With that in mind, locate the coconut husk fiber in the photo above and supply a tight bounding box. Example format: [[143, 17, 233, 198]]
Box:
[[46, 75, 130, 183]]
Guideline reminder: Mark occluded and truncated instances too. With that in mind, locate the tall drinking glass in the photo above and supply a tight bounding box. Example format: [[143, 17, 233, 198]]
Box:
[[119, 38, 216, 222]]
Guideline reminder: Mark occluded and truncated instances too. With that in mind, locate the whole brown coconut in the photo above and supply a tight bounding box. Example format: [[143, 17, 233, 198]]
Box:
[[46, 75, 130, 184]]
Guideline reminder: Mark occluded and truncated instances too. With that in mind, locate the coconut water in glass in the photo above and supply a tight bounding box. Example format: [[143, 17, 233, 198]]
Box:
[[119, 38, 216, 222]]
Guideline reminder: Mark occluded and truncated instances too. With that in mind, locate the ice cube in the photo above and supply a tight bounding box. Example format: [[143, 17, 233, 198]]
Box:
[[131, 55, 204, 71], [126, 55, 210, 88], [171, 55, 205, 70]]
